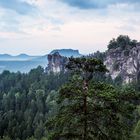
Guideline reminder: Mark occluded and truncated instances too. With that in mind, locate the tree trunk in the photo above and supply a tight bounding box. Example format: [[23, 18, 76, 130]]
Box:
[[83, 80, 88, 140]]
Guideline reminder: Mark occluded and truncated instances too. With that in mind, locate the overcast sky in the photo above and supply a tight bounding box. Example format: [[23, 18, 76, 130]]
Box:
[[0, 0, 140, 55]]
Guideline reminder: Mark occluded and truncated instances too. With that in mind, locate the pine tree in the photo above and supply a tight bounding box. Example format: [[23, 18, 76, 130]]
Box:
[[46, 57, 139, 140]]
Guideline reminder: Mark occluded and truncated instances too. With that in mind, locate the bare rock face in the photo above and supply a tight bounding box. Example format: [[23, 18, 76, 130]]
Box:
[[46, 52, 68, 74], [104, 44, 140, 83]]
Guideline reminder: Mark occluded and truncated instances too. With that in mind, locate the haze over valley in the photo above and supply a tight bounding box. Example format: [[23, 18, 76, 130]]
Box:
[[0, 49, 81, 72]]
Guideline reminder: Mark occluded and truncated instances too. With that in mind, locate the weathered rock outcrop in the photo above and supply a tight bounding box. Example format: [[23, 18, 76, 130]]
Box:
[[104, 43, 140, 83], [46, 52, 68, 73], [46, 38, 140, 84]]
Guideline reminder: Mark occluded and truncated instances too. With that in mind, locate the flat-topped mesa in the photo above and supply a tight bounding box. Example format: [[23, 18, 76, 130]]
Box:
[[50, 49, 81, 57], [46, 52, 68, 74]]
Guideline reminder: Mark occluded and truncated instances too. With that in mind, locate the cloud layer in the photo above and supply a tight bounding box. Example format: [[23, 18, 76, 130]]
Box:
[[0, 0, 140, 55], [0, 0, 35, 14], [61, 0, 140, 9]]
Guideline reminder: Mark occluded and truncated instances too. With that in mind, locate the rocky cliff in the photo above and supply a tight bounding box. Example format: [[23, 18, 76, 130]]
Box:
[[104, 43, 140, 83], [46, 36, 140, 84], [46, 52, 68, 73], [47, 46, 140, 84]]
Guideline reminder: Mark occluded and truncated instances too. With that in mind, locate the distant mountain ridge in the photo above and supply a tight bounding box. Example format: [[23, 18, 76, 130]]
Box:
[[0, 53, 39, 61], [0, 53, 47, 73], [0, 49, 82, 73]]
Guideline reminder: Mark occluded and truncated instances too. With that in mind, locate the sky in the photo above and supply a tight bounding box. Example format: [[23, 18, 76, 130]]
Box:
[[0, 0, 140, 55]]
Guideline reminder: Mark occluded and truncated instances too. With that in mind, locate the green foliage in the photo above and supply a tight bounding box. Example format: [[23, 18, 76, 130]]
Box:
[[47, 79, 138, 140], [116, 35, 130, 49], [0, 136, 11, 140], [108, 35, 137, 50], [108, 38, 118, 50], [131, 106, 140, 140], [134, 121, 140, 135], [47, 57, 138, 140], [0, 66, 70, 140], [132, 120, 140, 140], [114, 75, 123, 86], [88, 51, 106, 61]]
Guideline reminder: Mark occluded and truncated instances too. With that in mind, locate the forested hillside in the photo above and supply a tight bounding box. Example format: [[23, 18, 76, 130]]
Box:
[[0, 55, 140, 140], [0, 66, 70, 140]]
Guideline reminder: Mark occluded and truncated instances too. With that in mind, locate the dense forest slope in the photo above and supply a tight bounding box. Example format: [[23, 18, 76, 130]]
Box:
[[0, 58, 140, 140], [0, 67, 70, 140]]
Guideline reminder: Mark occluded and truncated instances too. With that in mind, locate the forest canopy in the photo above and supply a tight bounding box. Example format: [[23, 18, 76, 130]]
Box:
[[0, 57, 140, 140]]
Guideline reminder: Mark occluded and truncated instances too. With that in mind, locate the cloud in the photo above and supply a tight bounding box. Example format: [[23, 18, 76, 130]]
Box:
[[0, 0, 35, 15], [60, 0, 140, 9], [61, 0, 99, 9], [0, 0, 140, 55]]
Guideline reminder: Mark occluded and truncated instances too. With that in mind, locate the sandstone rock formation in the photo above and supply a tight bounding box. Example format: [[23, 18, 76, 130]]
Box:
[[46, 52, 68, 74], [104, 43, 140, 83]]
